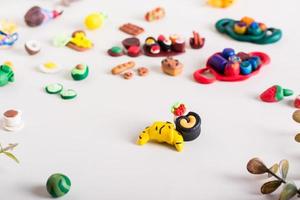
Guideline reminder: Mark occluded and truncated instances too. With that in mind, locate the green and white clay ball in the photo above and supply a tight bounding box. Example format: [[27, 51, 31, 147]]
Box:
[[46, 173, 71, 198], [71, 64, 89, 81]]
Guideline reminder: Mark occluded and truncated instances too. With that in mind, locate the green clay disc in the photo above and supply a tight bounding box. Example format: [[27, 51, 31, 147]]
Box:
[[46, 173, 71, 198], [60, 89, 77, 100], [45, 83, 63, 94]]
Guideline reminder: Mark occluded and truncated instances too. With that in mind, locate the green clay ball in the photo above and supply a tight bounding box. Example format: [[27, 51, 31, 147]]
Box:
[[71, 64, 89, 81], [46, 173, 71, 198], [111, 46, 122, 54]]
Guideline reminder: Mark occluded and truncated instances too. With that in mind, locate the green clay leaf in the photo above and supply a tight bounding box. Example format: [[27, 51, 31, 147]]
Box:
[[279, 160, 289, 180], [268, 163, 279, 178], [279, 183, 298, 200], [295, 133, 300, 143], [261, 180, 282, 194], [4, 152, 19, 163], [247, 158, 268, 174]]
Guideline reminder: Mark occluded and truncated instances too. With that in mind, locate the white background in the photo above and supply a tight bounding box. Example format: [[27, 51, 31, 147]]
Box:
[[1, 0, 300, 199]]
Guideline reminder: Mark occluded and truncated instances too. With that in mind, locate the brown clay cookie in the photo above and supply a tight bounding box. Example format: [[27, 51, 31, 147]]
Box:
[[119, 23, 144, 36], [111, 61, 135, 75], [123, 71, 134, 80], [161, 57, 183, 76], [137, 67, 149, 76]]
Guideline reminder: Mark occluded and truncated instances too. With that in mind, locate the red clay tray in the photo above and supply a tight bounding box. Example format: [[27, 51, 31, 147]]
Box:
[[193, 52, 270, 84], [142, 45, 185, 57]]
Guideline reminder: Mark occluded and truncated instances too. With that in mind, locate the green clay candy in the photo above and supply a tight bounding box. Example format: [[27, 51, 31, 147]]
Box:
[[71, 64, 89, 81], [46, 173, 71, 198]]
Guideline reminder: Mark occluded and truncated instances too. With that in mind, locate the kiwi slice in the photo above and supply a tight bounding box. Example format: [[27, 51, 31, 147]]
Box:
[[60, 89, 77, 100], [45, 83, 63, 94]]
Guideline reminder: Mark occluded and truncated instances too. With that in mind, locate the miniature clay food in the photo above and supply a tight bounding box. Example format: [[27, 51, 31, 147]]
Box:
[[84, 12, 106, 30], [171, 103, 186, 117], [107, 46, 124, 57], [2, 109, 24, 132], [60, 89, 77, 100], [145, 7, 165, 22], [294, 96, 300, 108], [24, 40, 41, 55], [215, 16, 282, 44], [0, 63, 14, 87], [67, 30, 93, 51], [171, 38, 185, 52], [24, 6, 63, 27], [161, 57, 183, 76], [158, 35, 172, 51], [127, 46, 141, 57], [46, 173, 71, 198], [123, 71, 134, 80], [190, 31, 205, 49], [175, 112, 201, 141], [39, 62, 60, 73], [122, 37, 140, 49], [260, 85, 294, 103], [45, 83, 63, 94], [137, 121, 184, 152], [111, 61, 135, 75], [71, 64, 89, 81], [119, 23, 144, 36], [137, 67, 149, 76], [293, 110, 300, 123], [208, 0, 235, 8]]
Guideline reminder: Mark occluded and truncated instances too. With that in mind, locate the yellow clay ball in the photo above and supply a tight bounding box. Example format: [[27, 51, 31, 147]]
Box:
[[84, 13, 103, 30]]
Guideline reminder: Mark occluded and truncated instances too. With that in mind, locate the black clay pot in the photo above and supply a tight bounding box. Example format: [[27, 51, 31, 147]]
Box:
[[175, 112, 201, 141]]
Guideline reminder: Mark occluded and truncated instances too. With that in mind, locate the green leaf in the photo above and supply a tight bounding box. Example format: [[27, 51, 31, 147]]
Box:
[[247, 158, 268, 174], [4, 152, 19, 163], [279, 160, 289, 180], [261, 180, 282, 194], [268, 163, 279, 178], [279, 183, 298, 200]]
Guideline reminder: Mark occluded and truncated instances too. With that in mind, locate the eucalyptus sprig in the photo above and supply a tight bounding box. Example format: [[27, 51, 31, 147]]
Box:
[[0, 143, 19, 163], [247, 158, 300, 200]]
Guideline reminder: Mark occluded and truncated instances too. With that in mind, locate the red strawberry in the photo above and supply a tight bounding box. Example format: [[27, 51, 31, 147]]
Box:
[[260, 85, 294, 103]]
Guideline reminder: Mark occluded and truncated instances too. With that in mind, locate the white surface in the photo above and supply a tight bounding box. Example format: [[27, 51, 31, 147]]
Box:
[[1, 0, 300, 199]]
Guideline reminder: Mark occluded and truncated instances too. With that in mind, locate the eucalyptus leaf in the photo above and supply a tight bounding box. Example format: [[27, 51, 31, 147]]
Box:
[[295, 133, 300, 143], [268, 164, 279, 178], [4, 152, 19, 163], [279, 160, 289, 180], [261, 180, 282, 194], [247, 158, 268, 174], [279, 183, 298, 200]]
